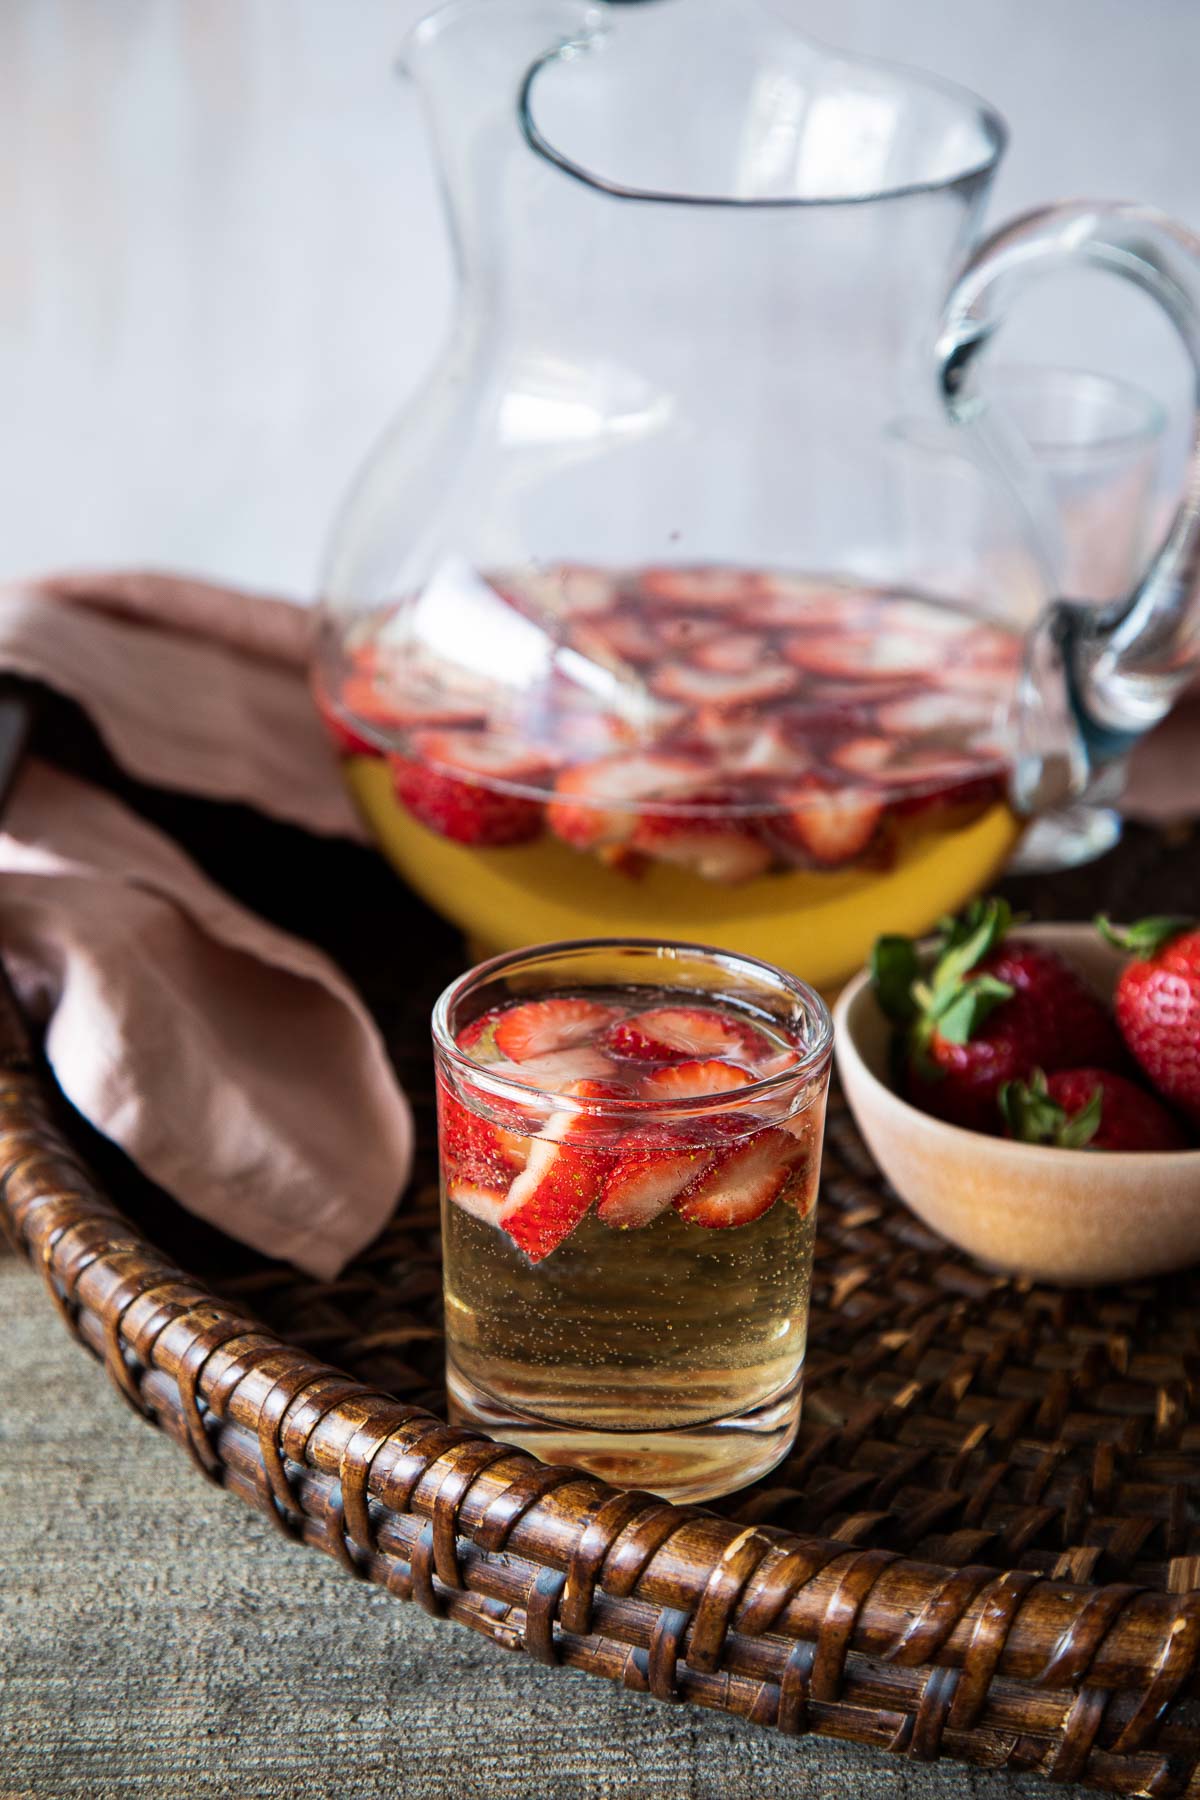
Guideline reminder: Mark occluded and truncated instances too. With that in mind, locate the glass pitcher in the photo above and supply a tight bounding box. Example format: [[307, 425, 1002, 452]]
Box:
[[314, 0, 1200, 992]]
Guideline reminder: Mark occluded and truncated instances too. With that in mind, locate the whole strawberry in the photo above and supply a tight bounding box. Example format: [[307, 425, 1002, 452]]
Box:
[[872, 899, 1123, 1133], [1000, 1066, 1188, 1152], [1098, 915, 1200, 1125]]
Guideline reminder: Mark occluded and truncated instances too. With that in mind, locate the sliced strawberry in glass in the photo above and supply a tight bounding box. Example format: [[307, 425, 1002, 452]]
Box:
[[447, 1179, 509, 1227], [596, 1133, 711, 1230], [485, 1045, 622, 1093], [610, 1007, 772, 1066], [674, 1126, 806, 1228], [494, 996, 623, 1062], [499, 1078, 618, 1260], [638, 1059, 756, 1100]]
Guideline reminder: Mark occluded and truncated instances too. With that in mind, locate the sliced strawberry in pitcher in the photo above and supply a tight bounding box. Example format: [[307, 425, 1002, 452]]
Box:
[[692, 633, 767, 674], [596, 1135, 711, 1230], [630, 806, 772, 883], [641, 568, 752, 609], [771, 777, 885, 867], [413, 729, 557, 784], [610, 1007, 772, 1065], [875, 691, 995, 737], [494, 997, 623, 1062], [499, 1078, 617, 1261], [654, 613, 725, 653], [675, 1126, 805, 1228], [782, 631, 933, 682], [391, 755, 545, 847], [639, 1059, 756, 1100], [651, 663, 797, 709], [573, 610, 660, 665], [342, 672, 487, 734], [546, 753, 710, 849], [831, 736, 991, 789]]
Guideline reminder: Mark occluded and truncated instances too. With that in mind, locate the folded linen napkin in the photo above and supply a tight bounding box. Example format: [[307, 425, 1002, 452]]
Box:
[[0, 572, 409, 1278]]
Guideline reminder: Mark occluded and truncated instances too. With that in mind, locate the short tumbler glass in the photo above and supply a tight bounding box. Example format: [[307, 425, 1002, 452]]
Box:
[[432, 938, 833, 1502]]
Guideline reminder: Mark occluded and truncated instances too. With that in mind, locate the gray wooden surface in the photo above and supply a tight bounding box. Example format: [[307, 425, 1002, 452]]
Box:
[[0, 1248, 1090, 1800]]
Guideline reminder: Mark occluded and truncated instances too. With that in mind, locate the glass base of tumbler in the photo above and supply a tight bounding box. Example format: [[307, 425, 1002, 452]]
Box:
[[446, 1360, 803, 1503], [1008, 804, 1123, 875]]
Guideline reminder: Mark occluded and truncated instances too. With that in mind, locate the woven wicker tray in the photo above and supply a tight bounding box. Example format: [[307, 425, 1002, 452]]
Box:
[[4, 699, 1200, 1796]]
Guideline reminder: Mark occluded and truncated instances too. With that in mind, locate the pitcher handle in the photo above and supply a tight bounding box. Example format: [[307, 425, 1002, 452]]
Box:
[[936, 201, 1200, 806]]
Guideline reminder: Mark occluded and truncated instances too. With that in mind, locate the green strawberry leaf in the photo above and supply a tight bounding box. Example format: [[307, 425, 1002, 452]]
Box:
[[1058, 1083, 1103, 1149], [998, 1068, 1102, 1148], [930, 898, 1012, 997], [1095, 913, 1195, 960], [931, 974, 1015, 1045], [999, 1068, 1058, 1141], [870, 936, 921, 1025]]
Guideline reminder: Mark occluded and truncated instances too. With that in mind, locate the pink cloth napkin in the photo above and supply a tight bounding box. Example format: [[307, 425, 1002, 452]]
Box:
[[0, 573, 410, 1278]]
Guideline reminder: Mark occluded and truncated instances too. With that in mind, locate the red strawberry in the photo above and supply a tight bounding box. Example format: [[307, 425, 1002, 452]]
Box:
[[546, 753, 709, 850], [872, 899, 1124, 1134], [630, 804, 772, 883], [639, 1059, 755, 1101], [1000, 1066, 1188, 1152], [650, 663, 797, 709], [675, 1126, 806, 1228], [770, 777, 884, 868], [391, 758, 543, 847], [494, 997, 622, 1063], [596, 1133, 712, 1229], [446, 1179, 509, 1227], [1099, 916, 1200, 1124], [498, 1079, 617, 1260], [654, 614, 725, 653], [608, 1006, 772, 1066]]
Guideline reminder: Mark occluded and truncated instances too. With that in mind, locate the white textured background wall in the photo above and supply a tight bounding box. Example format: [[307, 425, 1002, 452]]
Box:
[[3, 0, 1196, 593]]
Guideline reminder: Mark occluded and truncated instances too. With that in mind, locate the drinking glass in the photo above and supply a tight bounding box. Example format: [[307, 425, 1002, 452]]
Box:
[[993, 364, 1167, 871], [432, 937, 833, 1502]]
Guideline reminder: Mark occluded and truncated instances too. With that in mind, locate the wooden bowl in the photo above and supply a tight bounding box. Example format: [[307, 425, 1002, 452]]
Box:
[[833, 922, 1200, 1285]]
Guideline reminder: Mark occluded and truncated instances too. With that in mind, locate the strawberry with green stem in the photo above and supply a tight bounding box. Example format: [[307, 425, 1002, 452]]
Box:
[[872, 898, 1123, 1133], [1097, 914, 1200, 1125], [1000, 1066, 1188, 1152]]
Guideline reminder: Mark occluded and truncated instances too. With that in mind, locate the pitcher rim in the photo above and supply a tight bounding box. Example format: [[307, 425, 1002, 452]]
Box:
[[518, 29, 1008, 210]]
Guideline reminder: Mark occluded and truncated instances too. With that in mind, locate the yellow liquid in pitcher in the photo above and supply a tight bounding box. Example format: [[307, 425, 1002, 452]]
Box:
[[346, 755, 1021, 992]]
